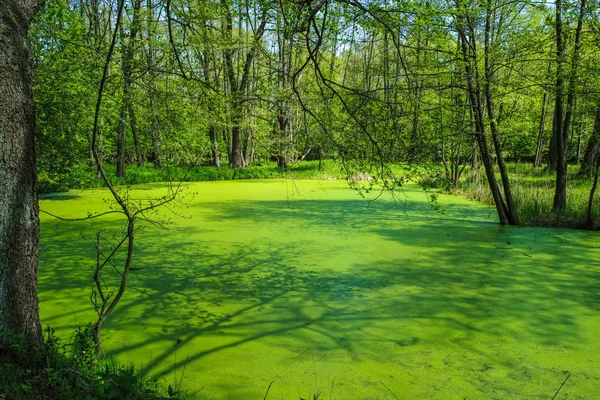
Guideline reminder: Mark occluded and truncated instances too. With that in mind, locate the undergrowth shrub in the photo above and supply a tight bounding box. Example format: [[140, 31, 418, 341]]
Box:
[[455, 163, 600, 229], [38, 160, 347, 194], [0, 326, 184, 400]]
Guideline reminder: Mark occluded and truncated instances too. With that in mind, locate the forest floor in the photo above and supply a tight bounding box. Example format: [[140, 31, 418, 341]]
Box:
[[38, 179, 600, 399]]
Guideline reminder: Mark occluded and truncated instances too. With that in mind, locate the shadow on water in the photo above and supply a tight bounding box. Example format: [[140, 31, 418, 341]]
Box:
[[39, 193, 81, 201], [39, 182, 600, 399]]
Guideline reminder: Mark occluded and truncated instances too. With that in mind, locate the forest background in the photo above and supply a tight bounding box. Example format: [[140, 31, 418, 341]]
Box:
[[29, 0, 600, 229]]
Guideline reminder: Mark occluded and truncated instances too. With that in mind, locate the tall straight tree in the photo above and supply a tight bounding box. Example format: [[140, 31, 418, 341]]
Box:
[[454, 0, 515, 225], [144, 0, 162, 168], [552, 0, 586, 210], [579, 101, 600, 176], [483, 0, 518, 224], [0, 0, 46, 349], [221, 0, 268, 169], [116, 0, 144, 178]]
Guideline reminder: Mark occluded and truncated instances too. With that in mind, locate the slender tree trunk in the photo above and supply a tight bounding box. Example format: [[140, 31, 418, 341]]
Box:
[[145, 0, 161, 168], [116, 105, 127, 178], [576, 112, 583, 162], [97, 120, 104, 178], [586, 154, 600, 229], [562, 0, 585, 154], [548, 113, 558, 172], [579, 102, 600, 176], [149, 91, 161, 168], [221, 0, 267, 169], [410, 36, 423, 162], [128, 100, 143, 166], [553, 0, 568, 211], [121, 0, 143, 167], [456, 3, 509, 224], [244, 126, 254, 165], [275, 2, 291, 169], [533, 91, 548, 167], [209, 122, 220, 167], [553, 0, 584, 210], [0, 0, 45, 350], [230, 105, 245, 169], [484, 0, 518, 224]]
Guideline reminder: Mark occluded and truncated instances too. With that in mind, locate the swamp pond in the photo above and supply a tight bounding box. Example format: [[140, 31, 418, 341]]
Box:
[[39, 180, 600, 399]]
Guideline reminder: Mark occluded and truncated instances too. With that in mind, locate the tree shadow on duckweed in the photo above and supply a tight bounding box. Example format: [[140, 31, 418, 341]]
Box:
[[39, 184, 600, 399]]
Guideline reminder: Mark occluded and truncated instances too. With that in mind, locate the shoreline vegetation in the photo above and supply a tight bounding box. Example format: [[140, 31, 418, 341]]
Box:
[[40, 160, 600, 231]]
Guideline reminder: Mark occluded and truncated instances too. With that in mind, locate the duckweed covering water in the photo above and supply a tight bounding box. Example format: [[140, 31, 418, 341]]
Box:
[[39, 180, 600, 399]]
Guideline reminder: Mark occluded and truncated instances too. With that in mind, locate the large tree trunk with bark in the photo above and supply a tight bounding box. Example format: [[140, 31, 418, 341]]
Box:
[[0, 0, 44, 349]]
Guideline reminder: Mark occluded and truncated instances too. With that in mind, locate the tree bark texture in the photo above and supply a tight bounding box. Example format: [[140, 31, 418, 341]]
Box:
[[0, 0, 44, 349]]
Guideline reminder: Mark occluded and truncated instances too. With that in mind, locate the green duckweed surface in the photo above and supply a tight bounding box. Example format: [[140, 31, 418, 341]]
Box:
[[39, 180, 600, 399]]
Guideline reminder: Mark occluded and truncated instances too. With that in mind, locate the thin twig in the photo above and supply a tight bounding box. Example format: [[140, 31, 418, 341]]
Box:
[[380, 381, 399, 400], [263, 381, 275, 400], [40, 209, 123, 221], [552, 374, 570, 400], [292, 344, 312, 359]]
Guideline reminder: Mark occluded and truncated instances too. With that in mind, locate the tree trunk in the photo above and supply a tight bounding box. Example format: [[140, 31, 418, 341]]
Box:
[[128, 100, 143, 166], [221, 0, 267, 169], [145, 0, 161, 168], [0, 1, 45, 349], [586, 154, 600, 229], [209, 123, 220, 167], [116, 105, 126, 178], [484, 0, 518, 224], [149, 91, 161, 168], [533, 91, 548, 167], [456, 3, 510, 225], [579, 102, 600, 176], [244, 127, 254, 166], [547, 113, 558, 172], [230, 109, 245, 169], [121, 0, 143, 167], [277, 101, 289, 168], [553, 0, 584, 210], [553, 0, 568, 211], [96, 120, 104, 178]]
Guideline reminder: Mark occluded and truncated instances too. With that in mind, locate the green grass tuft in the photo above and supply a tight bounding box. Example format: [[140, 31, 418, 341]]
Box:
[[454, 162, 600, 230], [0, 327, 184, 400]]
